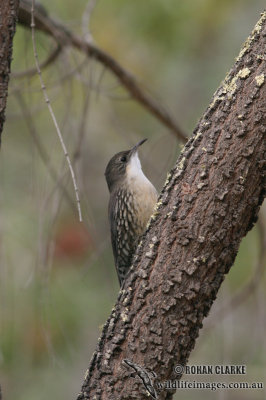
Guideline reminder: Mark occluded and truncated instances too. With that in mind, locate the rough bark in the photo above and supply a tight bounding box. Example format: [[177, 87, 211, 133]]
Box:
[[0, 0, 20, 144], [77, 12, 266, 400]]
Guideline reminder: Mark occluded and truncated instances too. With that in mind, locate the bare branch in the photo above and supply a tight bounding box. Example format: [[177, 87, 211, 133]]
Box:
[[18, 0, 188, 143], [30, 0, 83, 222]]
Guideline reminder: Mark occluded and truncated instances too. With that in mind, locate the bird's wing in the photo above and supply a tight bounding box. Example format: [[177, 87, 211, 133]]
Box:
[[108, 191, 118, 263]]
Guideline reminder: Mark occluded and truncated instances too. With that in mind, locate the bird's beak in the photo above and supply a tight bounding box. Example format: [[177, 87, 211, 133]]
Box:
[[129, 138, 147, 157]]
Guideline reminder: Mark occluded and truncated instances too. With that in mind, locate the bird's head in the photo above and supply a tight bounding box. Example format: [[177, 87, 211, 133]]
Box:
[[105, 139, 147, 192]]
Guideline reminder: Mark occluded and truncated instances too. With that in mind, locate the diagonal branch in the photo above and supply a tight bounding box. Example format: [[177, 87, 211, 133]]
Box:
[[77, 11, 265, 400], [18, 0, 188, 143]]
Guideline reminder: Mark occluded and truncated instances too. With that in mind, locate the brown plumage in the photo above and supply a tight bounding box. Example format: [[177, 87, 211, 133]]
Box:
[[105, 139, 157, 286]]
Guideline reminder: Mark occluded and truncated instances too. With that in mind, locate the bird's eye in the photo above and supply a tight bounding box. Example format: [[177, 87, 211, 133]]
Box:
[[120, 156, 127, 162]]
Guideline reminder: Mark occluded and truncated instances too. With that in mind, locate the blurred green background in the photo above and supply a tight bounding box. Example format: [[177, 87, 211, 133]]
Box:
[[0, 0, 265, 399]]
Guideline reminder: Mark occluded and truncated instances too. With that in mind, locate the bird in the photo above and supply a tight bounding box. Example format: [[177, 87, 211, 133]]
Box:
[[105, 139, 158, 286]]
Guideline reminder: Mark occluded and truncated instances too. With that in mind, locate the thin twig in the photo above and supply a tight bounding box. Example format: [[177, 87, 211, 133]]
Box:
[[19, 0, 188, 143], [30, 0, 82, 221], [82, 0, 97, 43]]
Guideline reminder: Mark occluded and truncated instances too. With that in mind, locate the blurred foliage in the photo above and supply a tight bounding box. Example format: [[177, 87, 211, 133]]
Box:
[[0, 0, 265, 399]]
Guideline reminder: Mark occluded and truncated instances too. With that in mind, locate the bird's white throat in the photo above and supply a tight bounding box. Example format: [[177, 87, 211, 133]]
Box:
[[126, 152, 151, 187]]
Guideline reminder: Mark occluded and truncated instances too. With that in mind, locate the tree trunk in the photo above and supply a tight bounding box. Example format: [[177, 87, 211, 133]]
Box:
[[0, 0, 20, 145], [77, 12, 265, 400]]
